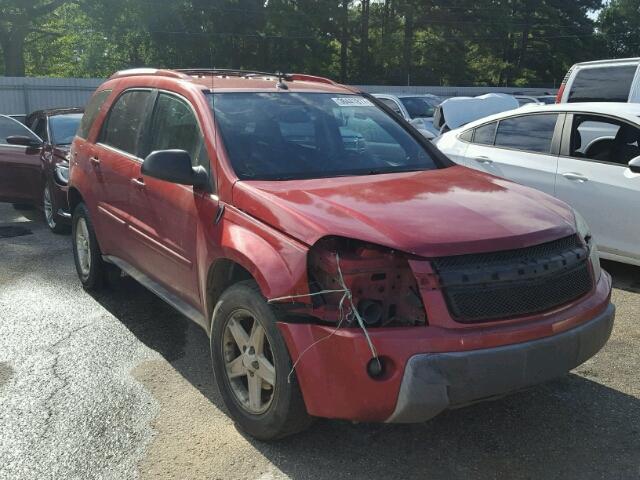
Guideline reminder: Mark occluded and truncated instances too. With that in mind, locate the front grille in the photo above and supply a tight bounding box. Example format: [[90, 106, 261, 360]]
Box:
[[432, 235, 593, 323]]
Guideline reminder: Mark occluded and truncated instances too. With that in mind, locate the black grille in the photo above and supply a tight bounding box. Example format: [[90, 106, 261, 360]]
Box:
[[432, 235, 594, 323]]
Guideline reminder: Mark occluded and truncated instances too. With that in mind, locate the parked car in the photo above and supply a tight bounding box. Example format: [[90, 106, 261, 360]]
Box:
[[0, 108, 83, 232], [556, 57, 640, 103], [372, 93, 442, 138], [69, 68, 613, 440], [434, 102, 640, 266], [433, 93, 519, 133], [515, 95, 543, 106], [514, 95, 557, 106]]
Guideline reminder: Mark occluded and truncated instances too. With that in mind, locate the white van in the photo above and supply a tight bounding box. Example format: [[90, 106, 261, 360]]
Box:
[[556, 58, 640, 103]]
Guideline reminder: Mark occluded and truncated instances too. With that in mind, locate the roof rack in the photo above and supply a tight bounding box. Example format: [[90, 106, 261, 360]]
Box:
[[175, 68, 282, 78], [109, 68, 188, 80], [108, 67, 339, 86]]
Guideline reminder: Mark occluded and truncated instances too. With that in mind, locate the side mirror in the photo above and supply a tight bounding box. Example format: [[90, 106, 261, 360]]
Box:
[[629, 156, 640, 174], [142, 150, 209, 188], [6, 135, 42, 148]]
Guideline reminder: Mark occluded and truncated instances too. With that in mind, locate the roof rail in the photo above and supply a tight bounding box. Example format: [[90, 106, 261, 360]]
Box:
[[287, 73, 336, 85], [109, 68, 189, 80], [176, 68, 280, 78]]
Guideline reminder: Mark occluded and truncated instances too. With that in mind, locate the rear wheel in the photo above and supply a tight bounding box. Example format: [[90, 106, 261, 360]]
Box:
[[211, 280, 312, 440], [43, 183, 69, 234], [72, 202, 107, 291]]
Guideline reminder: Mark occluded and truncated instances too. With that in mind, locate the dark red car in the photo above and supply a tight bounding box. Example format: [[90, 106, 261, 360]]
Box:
[[68, 69, 614, 440], [0, 109, 83, 233]]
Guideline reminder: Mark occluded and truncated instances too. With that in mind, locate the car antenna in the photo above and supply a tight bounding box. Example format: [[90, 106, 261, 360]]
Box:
[[275, 71, 289, 90]]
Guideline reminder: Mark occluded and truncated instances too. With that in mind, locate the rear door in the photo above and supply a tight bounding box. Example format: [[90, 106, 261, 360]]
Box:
[[91, 89, 155, 262], [556, 113, 640, 264], [462, 113, 562, 196], [0, 116, 43, 204], [127, 91, 215, 308]]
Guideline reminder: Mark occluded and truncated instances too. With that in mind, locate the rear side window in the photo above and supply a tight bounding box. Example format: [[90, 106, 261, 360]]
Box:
[[494, 114, 558, 153], [473, 122, 497, 145], [0, 116, 39, 144], [568, 66, 637, 103], [100, 90, 152, 156], [78, 89, 111, 139], [146, 93, 209, 170]]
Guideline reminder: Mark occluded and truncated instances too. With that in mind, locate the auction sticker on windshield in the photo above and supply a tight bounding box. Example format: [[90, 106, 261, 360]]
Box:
[[331, 97, 374, 107]]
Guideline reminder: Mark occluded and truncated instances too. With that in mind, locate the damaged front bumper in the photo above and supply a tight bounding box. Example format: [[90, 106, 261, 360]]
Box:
[[277, 271, 613, 423], [387, 302, 614, 423]]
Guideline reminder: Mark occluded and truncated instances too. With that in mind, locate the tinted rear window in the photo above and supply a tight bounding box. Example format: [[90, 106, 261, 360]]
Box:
[[474, 122, 497, 145], [50, 114, 83, 145], [494, 114, 558, 153], [100, 90, 152, 156], [568, 65, 637, 103]]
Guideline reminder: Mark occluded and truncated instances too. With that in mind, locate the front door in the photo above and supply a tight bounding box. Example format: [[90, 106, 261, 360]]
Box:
[[128, 91, 215, 308], [0, 116, 43, 204], [556, 114, 640, 264]]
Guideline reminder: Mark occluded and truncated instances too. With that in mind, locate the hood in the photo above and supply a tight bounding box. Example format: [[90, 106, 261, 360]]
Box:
[[232, 166, 576, 258], [435, 93, 519, 130]]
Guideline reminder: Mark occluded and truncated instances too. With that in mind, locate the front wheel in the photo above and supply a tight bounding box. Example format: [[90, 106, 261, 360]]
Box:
[[72, 202, 106, 291], [43, 183, 69, 234], [210, 280, 312, 440]]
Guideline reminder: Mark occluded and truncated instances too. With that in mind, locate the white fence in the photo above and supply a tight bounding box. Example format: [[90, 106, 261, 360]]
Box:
[[0, 76, 555, 116]]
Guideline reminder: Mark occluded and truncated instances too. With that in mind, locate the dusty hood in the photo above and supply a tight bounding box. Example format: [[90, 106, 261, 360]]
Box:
[[232, 166, 576, 258]]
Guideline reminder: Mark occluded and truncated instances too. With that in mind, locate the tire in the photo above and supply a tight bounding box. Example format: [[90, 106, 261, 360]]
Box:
[[210, 280, 312, 440], [43, 182, 69, 234], [72, 202, 107, 291]]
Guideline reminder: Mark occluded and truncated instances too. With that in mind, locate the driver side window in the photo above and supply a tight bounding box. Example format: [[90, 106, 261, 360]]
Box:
[[570, 115, 640, 166]]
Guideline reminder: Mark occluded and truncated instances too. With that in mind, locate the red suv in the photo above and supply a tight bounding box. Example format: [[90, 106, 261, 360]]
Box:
[[69, 69, 614, 440]]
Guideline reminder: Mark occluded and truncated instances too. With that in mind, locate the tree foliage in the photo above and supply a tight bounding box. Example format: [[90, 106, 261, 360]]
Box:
[[0, 0, 638, 85]]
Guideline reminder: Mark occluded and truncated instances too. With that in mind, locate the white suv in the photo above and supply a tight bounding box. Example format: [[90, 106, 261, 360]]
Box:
[[557, 58, 640, 103]]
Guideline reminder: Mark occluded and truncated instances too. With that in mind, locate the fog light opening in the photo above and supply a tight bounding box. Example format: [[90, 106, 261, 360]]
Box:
[[367, 357, 385, 379]]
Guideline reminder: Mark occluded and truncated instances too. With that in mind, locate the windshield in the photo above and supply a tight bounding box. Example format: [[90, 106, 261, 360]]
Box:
[[50, 114, 83, 145], [399, 96, 440, 119], [208, 93, 437, 181]]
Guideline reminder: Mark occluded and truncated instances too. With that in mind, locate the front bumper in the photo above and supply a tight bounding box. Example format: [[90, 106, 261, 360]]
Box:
[[387, 302, 614, 422], [277, 271, 613, 422]]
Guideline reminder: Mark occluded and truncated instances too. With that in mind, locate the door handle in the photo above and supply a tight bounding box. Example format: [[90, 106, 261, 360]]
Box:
[[131, 177, 145, 188], [562, 172, 589, 183], [474, 156, 493, 165], [89, 156, 100, 166]]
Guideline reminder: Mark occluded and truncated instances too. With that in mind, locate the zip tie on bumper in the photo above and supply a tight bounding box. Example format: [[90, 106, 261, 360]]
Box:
[[267, 253, 381, 382]]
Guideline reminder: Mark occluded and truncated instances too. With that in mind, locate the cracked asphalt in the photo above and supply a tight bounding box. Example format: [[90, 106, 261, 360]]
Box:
[[0, 203, 639, 480]]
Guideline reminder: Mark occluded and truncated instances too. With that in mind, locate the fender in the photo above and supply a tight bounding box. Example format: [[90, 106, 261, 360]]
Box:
[[198, 204, 311, 325]]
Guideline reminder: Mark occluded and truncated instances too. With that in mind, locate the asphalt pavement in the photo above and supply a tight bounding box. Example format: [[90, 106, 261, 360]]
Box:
[[0, 203, 639, 480]]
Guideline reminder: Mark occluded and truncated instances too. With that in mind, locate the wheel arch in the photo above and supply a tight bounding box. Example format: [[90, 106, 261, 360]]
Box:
[[67, 186, 84, 214]]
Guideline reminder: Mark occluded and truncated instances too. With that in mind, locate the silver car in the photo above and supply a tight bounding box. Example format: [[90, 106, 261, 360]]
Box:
[[373, 93, 442, 139]]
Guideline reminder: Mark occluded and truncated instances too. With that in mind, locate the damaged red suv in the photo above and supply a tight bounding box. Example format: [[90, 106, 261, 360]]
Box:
[[68, 69, 614, 440]]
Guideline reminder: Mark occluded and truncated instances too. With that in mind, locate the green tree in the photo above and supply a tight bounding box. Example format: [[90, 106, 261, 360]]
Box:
[[599, 0, 640, 57], [0, 0, 73, 76]]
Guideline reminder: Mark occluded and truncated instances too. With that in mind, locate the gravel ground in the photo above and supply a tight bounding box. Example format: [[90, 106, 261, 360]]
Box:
[[0, 203, 639, 480]]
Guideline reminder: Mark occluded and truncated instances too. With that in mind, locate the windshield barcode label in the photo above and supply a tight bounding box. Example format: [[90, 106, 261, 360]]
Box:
[[331, 97, 374, 107]]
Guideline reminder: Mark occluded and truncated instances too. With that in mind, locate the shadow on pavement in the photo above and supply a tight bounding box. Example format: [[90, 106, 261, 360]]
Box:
[[602, 260, 640, 293], [92, 272, 640, 480]]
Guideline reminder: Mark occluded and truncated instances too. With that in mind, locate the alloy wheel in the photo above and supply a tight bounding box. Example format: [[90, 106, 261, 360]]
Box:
[[43, 186, 55, 229], [222, 309, 277, 414], [75, 217, 91, 278]]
